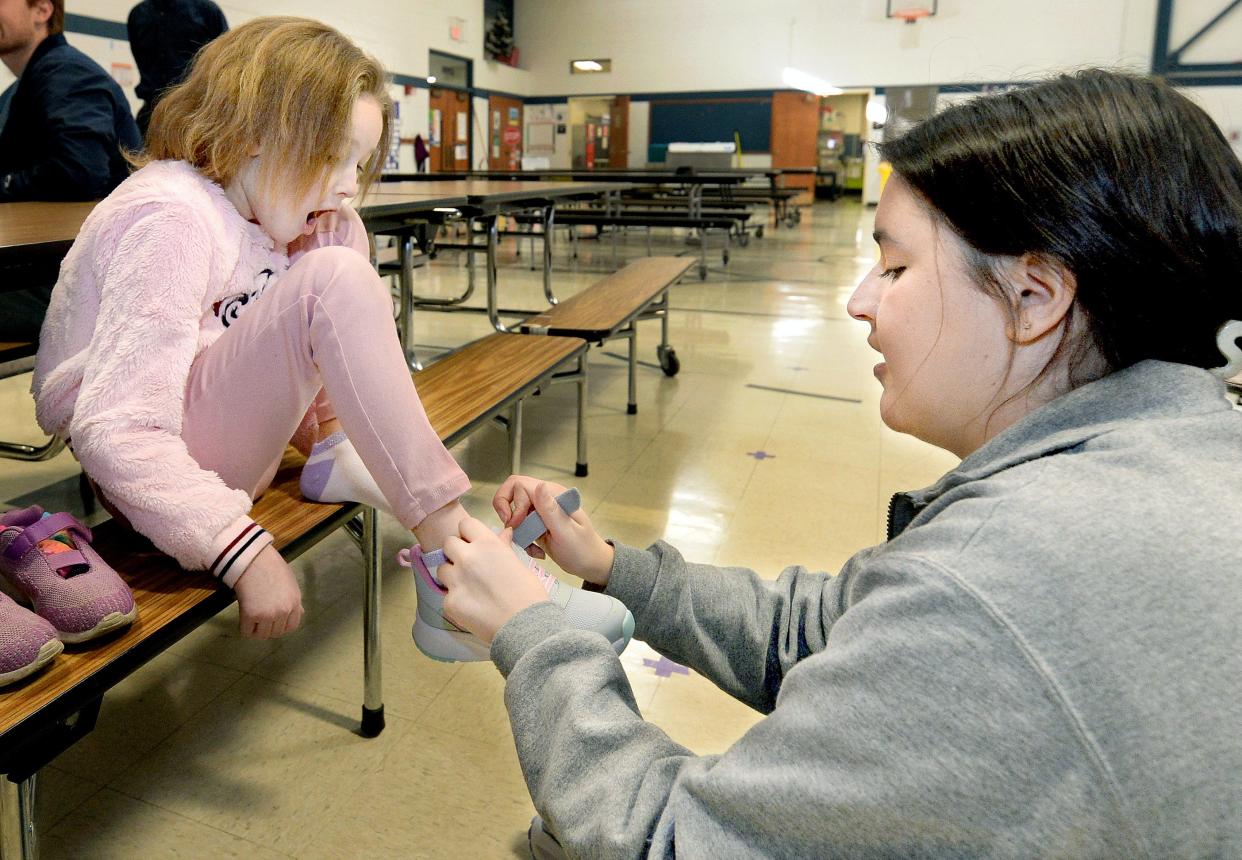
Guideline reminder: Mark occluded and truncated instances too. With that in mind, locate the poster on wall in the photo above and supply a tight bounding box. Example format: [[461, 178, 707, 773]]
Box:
[[456, 112, 468, 142], [386, 101, 402, 170], [508, 106, 520, 126], [502, 126, 521, 150]]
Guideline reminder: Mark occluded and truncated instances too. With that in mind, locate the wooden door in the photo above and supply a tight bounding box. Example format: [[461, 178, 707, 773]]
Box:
[[429, 88, 471, 172], [609, 95, 629, 168], [488, 95, 524, 170], [770, 91, 818, 202]]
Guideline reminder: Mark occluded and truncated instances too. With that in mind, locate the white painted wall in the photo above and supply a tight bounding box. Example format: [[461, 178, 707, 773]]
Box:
[[518, 0, 1159, 95], [0, 0, 532, 163]]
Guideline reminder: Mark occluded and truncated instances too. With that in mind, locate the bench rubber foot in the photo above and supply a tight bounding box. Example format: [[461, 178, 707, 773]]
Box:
[[360, 705, 385, 738], [627, 404, 637, 415], [575, 463, 589, 477]]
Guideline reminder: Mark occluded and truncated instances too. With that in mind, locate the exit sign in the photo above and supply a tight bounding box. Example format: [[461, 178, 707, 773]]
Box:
[[449, 17, 465, 41]]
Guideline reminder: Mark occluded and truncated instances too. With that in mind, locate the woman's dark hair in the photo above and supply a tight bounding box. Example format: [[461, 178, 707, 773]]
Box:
[[882, 69, 1242, 375]]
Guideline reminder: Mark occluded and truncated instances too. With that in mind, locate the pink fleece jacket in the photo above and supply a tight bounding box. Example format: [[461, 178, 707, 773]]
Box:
[[33, 159, 368, 585]]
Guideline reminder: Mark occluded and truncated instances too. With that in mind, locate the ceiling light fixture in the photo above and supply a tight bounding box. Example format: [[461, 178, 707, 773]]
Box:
[[781, 67, 843, 96]]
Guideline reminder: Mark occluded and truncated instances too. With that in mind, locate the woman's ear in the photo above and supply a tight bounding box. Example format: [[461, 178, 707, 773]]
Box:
[[1007, 253, 1077, 344]]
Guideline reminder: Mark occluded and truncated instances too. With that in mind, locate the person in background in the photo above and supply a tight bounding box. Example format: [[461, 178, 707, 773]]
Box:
[[438, 69, 1242, 857], [0, 0, 141, 341], [126, 0, 226, 137]]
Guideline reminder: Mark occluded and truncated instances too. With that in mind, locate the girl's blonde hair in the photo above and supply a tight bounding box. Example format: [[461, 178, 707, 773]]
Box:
[[133, 16, 392, 202]]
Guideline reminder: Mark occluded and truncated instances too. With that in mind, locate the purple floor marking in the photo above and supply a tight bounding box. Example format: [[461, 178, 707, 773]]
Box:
[[643, 657, 689, 678]]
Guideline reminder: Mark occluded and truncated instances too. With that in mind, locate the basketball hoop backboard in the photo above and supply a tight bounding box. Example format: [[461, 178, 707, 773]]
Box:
[[886, 0, 937, 24]]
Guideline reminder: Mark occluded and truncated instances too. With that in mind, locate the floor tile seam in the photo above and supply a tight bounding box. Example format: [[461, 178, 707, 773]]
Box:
[[39, 764, 105, 830], [107, 686, 418, 854], [85, 785, 298, 858], [93, 667, 252, 788]]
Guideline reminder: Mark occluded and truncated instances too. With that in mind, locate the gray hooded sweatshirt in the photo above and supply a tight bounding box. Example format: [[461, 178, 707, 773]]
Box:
[[491, 360, 1242, 858]]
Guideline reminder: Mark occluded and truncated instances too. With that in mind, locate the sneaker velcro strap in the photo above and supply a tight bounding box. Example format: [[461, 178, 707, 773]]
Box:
[[1, 512, 92, 562]]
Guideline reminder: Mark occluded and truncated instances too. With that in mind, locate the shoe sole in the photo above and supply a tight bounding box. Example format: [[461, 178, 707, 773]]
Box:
[[412, 610, 636, 663], [56, 604, 139, 644], [0, 574, 139, 644], [412, 615, 492, 662], [0, 638, 63, 687]]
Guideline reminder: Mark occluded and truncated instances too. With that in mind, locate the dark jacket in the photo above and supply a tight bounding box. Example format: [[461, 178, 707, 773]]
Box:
[[0, 34, 142, 201], [127, 0, 227, 135]]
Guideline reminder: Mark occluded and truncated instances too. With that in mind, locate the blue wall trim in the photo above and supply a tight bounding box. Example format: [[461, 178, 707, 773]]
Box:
[[65, 13, 128, 41]]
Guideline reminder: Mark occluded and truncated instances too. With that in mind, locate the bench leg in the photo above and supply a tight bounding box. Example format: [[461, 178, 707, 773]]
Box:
[[508, 399, 523, 475], [0, 774, 36, 860], [576, 353, 589, 476], [359, 507, 384, 738], [625, 326, 638, 415]]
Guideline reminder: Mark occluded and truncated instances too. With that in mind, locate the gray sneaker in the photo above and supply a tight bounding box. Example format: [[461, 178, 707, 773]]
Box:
[[397, 541, 634, 663]]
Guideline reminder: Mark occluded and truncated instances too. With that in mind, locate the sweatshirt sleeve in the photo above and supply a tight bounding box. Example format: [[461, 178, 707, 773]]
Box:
[[70, 206, 269, 581], [603, 540, 844, 713], [491, 553, 1124, 858]]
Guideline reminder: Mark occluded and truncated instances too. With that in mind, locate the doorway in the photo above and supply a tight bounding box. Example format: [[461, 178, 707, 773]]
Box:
[[428, 51, 472, 172], [488, 94, 523, 170]]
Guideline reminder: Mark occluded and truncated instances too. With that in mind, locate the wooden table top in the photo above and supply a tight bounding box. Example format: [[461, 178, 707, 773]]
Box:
[[369, 179, 628, 200], [0, 201, 97, 254]]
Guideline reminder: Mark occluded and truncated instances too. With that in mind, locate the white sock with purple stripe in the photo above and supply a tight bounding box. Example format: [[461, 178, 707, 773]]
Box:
[[300, 431, 393, 514]]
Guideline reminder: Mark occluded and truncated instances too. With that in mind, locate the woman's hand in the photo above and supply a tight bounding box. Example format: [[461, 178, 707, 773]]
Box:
[[493, 477, 615, 587], [233, 545, 304, 639], [437, 517, 550, 644]]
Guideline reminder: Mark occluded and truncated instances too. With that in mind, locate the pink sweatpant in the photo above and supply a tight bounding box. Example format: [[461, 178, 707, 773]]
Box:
[[178, 240, 470, 530]]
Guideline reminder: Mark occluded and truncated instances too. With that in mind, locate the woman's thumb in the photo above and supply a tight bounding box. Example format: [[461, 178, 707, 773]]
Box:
[[533, 482, 566, 529]]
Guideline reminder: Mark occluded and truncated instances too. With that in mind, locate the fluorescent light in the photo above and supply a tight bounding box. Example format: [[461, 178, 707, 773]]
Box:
[[573, 60, 603, 71], [866, 98, 888, 125], [426, 75, 437, 84], [781, 67, 842, 96]]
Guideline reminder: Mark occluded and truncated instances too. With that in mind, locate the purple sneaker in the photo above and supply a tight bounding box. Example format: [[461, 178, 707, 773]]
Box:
[[0, 506, 137, 644], [0, 591, 62, 687]]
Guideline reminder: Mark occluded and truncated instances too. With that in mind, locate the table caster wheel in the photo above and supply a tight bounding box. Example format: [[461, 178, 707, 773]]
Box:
[[657, 346, 680, 377]]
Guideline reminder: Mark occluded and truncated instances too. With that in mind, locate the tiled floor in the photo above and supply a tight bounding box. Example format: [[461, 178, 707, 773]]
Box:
[[1, 197, 961, 858]]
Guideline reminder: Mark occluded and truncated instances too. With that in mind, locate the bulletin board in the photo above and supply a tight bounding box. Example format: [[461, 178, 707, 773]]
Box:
[[527, 121, 556, 153], [649, 99, 772, 153]]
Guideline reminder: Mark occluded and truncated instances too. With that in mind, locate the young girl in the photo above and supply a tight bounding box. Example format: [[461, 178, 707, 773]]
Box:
[[437, 70, 1242, 855], [30, 17, 631, 655]]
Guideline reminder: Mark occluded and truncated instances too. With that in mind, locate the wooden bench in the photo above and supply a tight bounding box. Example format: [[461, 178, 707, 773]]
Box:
[[519, 257, 695, 419], [0, 331, 588, 857]]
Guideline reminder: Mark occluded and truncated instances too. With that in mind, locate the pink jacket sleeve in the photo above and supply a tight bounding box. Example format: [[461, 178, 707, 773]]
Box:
[[70, 206, 262, 576]]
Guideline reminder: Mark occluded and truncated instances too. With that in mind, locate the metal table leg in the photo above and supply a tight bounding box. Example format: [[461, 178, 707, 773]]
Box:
[[0, 774, 36, 860], [398, 235, 422, 372], [359, 508, 383, 738], [508, 399, 523, 475], [484, 215, 513, 333], [542, 204, 558, 306]]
